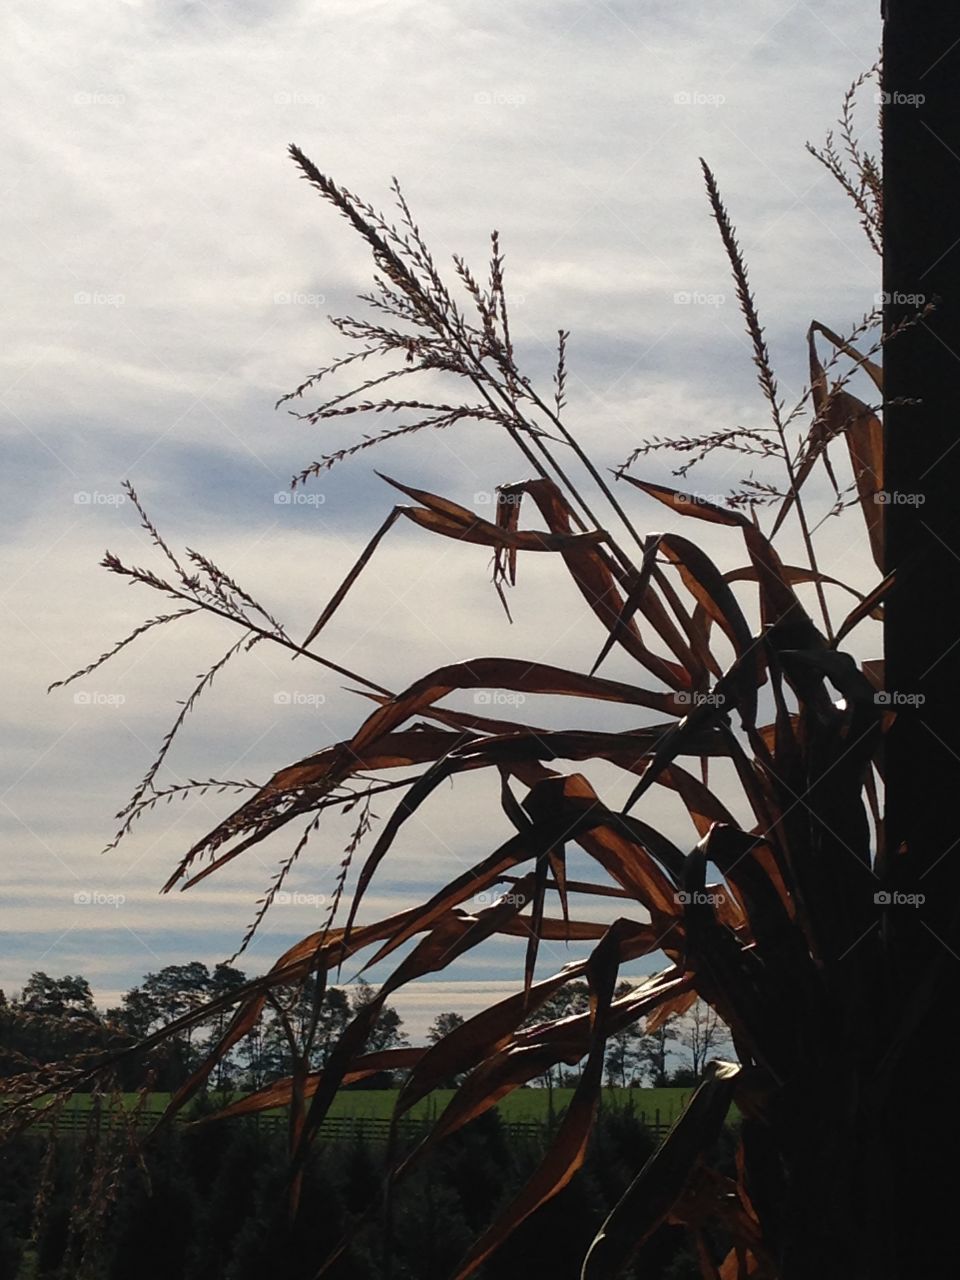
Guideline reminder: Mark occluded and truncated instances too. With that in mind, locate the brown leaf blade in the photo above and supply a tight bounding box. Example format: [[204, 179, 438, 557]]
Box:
[[449, 928, 622, 1280], [582, 1061, 742, 1278]]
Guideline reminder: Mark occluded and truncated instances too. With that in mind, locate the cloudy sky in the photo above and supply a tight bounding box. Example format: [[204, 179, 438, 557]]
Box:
[[0, 0, 882, 1038]]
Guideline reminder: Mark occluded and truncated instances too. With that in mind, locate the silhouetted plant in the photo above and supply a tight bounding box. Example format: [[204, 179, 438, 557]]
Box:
[[6, 67, 920, 1279]]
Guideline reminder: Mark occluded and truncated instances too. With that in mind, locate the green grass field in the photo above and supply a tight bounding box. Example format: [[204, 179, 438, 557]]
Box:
[[42, 1086, 692, 1124]]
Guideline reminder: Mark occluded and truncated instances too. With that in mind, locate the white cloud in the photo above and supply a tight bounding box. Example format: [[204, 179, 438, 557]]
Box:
[[1, 0, 882, 1011]]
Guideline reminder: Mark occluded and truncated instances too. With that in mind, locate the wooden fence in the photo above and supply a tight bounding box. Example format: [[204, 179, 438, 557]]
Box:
[[19, 1105, 675, 1144]]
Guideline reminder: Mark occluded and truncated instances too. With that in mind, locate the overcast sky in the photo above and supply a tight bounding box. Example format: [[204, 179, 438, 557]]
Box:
[[0, 0, 882, 1039]]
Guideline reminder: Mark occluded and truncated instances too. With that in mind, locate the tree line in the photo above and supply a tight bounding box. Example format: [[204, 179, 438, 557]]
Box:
[[0, 969, 729, 1094]]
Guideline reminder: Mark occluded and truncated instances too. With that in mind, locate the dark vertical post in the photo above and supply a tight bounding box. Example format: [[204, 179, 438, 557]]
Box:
[[883, 2, 960, 1271]]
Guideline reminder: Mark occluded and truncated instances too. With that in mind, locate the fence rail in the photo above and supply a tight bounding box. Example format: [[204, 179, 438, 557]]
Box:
[[16, 1105, 675, 1143]]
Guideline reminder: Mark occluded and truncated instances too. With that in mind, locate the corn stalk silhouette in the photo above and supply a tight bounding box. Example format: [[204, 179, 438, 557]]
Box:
[[12, 69, 913, 1279]]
